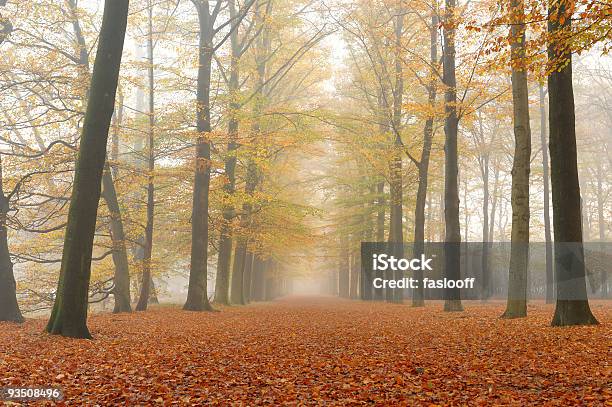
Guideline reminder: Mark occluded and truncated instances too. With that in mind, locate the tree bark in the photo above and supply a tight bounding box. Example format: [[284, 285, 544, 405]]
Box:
[[349, 251, 359, 299], [388, 3, 405, 304], [136, 0, 156, 312], [243, 251, 254, 303], [67, 0, 132, 314], [479, 114, 491, 301], [46, 0, 130, 338], [502, 0, 531, 319], [214, 0, 241, 306], [595, 163, 607, 297], [251, 257, 267, 301], [230, 161, 257, 305], [0, 3, 23, 324], [413, 9, 438, 307], [229, 2, 269, 305], [442, 0, 463, 312], [101, 164, 131, 313], [539, 85, 554, 303], [184, 1, 215, 312], [339, 233, 350, 298], [0, 155, 24, 323], [548, 0, 598, 326]]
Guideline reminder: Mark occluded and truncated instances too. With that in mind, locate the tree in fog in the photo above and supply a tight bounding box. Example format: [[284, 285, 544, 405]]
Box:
[[442, 0, 463, 312], [547, 0, 598, 326], [502, 0, 531, 319], [46, 0, 130, 338], [0, 0, 24, 323]]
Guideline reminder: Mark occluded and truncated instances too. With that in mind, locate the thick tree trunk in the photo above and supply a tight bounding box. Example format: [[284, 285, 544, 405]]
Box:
[[539, 85, 555, 303], [503, 0, 531, 319], [101, 165, 131, 313], [442, 0, 463, 312], [46, 0, 130, 338], [136, 2, 156, 312], [548, 0, 598, 326], [184, 4, 214, 312], [0, 155, 24, 323], [67, 0, 132, 314], [0, 2, 19, 321], [413, 10, 438, 308]]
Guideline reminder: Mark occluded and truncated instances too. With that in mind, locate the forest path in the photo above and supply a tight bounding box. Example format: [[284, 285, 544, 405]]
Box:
[[0, 297, 610, 405]]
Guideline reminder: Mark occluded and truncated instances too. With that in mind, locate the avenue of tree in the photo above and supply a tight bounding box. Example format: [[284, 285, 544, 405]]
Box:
[[0, 0, 610, 337]]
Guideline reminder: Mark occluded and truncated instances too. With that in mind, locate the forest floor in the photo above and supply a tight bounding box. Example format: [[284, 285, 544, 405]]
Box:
[[0, 297, 610, 406]]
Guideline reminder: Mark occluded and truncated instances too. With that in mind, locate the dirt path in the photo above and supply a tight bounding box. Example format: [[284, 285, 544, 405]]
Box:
[[1, 297, 610, 405]]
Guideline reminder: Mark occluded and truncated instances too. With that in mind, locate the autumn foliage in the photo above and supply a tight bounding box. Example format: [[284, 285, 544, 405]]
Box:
[[1, 297, 610, 405]]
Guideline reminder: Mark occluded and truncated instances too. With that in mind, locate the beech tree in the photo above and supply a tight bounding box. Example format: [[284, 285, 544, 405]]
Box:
[[547, 0, 598, 326], [442, 0, 463, 312], [184, 0, 254, 311], [0, 0, 23, 323], [46, 0, 130, 338], [135, 0, 157, 312], [502, 0, 531, 319]]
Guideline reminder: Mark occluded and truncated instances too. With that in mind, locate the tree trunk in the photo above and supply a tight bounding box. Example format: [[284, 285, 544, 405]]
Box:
[[349, 252, 359, 299], [596, 163, 607, 297], [489, 162, 500, 247], [243, 251, 254, 303], [0, 155, 24, 323], [46, 0, 130, 338], [136, 1, 156, 311], [0, 2, 19, 323], [229, 3, 269, 305], [339, 233, 350, 298], [67, 0, 132, 314], [101, 164, 131, 313], [230, 240, 247, 305], [374, 184, 385, 301], [214, 0, 241, 306], [502, 0, 531, 319], [539, 85, 554, 303], [442, 0, 463, 312], [361, 190, 374, 300], [388, 4, 405, 304], [480, 114, 491, 301], [376, 181, 385, 243], [251, 257, 266, 301], [184, 3, 215, 312], [548, 0, 598, 326], [230, 161, 258, 305], [413, 9, 438, 307]]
